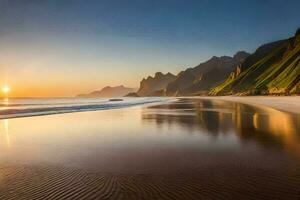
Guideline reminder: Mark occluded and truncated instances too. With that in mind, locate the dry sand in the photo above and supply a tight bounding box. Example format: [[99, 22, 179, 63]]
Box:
[[192, 96, 300, 114]]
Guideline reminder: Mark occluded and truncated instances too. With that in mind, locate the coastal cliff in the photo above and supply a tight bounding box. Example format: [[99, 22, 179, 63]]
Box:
[[136, 72, 176, 96]]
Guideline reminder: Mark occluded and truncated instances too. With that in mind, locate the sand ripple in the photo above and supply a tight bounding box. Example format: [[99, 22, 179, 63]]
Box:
[[0, 165, 300, 200]]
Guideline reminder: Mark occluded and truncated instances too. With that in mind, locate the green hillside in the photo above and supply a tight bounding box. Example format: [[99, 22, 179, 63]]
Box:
[[211, 29, 300, 95]]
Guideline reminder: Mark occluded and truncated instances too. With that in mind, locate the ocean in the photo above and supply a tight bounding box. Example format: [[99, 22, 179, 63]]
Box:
[[0, 97, 168, 119]]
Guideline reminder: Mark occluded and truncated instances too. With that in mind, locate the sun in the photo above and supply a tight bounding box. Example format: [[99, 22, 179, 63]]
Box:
[[2, 85, 10, 94]]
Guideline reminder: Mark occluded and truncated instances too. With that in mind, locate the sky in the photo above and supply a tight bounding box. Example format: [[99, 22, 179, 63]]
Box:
[[0, 0, 299, 97]]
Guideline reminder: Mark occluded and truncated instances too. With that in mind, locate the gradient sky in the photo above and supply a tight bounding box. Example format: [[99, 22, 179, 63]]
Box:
[[0, 0, 299, 97]]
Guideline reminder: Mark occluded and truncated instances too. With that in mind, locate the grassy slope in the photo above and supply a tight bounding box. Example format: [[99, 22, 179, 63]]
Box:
[[211, 33, 300, 95]]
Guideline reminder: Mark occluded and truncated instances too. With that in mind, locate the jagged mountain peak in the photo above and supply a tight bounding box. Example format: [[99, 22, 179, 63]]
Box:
[[233, 51, 250, 60], [137, 72, 176, 96]]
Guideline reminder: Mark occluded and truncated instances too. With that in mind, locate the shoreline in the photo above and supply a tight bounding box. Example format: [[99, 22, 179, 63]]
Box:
[[184, 96, 300, 114], [0, 96, 298, 120]]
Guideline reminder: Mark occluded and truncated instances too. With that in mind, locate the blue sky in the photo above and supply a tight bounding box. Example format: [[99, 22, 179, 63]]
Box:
[[0, 0, 299, 96]]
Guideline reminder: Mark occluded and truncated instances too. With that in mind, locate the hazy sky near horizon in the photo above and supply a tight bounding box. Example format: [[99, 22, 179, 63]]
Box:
[[0, 0, 299, 97]]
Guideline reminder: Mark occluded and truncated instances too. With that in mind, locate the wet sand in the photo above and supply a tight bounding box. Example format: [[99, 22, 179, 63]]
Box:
[[0, 98, 300, 199], [194, 96, 300, 114], [1, 163, 300, 200]]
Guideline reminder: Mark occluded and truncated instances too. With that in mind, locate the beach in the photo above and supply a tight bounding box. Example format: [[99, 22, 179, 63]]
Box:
[[1, 1, 299, 199], [0, 97, 299, 199]]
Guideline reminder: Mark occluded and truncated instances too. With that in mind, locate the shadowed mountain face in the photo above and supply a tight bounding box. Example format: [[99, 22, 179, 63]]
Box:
[[211, 29, 300, 95], [165, 51, 250, 96], [137, 72, 176, 96], [78, 85, 137, 97]]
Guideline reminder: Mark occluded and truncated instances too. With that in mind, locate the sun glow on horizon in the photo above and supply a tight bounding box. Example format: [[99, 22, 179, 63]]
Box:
[[2, 85, 10, 94]]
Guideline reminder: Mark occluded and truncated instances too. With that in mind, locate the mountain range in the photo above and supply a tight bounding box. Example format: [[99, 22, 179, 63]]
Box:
[[132, 29, 299, 96], [78, 85, 137, 97], [79, 29, 299, 98], [165, 51, 249, 96]]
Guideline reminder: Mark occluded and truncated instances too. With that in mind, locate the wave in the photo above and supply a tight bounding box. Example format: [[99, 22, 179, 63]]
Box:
[[0, 97, 168, 119]]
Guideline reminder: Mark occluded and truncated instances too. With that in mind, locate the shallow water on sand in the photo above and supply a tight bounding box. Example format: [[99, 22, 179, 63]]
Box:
[[0, 98, 300, 199]]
